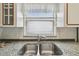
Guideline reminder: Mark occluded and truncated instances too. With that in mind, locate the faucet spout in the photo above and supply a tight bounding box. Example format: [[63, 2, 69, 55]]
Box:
[[37, 35, 47, 56]]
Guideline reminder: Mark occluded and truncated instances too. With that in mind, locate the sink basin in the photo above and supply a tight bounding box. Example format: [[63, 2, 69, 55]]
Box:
[[18, 43, 38, 56], [18, 43, 63, 56], [39, 43, 63, 56], [54, 44, 63, 55]]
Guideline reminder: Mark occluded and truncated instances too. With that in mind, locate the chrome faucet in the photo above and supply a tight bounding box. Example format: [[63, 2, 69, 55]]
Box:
[[38, 35, 46, 42], [37, 35, 46, 56]]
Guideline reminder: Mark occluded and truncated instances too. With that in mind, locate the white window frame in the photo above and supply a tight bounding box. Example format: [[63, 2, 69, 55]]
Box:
[[24, 17, 57, 37]]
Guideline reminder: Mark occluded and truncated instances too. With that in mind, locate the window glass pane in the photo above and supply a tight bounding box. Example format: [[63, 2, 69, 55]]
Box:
[[4, 9, 8, 15], [9, 9, 13, 15], [26, 21, 53, 35], [5, 16, 8, 24], [4, 5, 8, 7], [10, 3, 13, 7], [4, 3, 8, 7], [9, 16, 13, 25]]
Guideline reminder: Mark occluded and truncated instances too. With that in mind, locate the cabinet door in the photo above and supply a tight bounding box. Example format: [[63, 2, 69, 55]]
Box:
[[2, 3, 16, 27], [0, 4, 2, 26], [67, 3, 79, 25]]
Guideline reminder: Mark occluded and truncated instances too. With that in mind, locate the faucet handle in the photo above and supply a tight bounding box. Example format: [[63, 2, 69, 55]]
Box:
[[40, 35, 46, 39]]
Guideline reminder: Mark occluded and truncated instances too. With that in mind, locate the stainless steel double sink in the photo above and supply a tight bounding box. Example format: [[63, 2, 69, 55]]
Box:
[[18, 43, 63, 56]]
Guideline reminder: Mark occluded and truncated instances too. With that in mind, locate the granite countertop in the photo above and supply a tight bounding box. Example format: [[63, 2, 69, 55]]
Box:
[[53, 41, 79, 56], [0, 41, 79, 56]]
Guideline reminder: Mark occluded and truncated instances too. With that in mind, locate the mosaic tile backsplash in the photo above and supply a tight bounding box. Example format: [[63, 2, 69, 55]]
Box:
[[0, 27, 78, 40]]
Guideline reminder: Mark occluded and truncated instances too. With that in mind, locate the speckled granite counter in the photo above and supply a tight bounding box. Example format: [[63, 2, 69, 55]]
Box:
[[0, 41, 79, 56], [54, 41, 79, 56]]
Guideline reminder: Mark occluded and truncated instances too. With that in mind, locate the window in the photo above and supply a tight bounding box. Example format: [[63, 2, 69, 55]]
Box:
[[24, 13, 56, 36], [24, 18, 56, 36], [2, 3, 14, 25], [23, 4, 57, 36]]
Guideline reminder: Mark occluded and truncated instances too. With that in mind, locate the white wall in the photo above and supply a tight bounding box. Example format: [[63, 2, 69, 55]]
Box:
[[16, 3, 23, 27], [57, 3, 64, 27]]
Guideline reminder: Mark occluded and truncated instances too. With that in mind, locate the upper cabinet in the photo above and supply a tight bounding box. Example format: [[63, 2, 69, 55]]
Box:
[[0, 3, 16, 27], [65, 3, 79, 27]]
